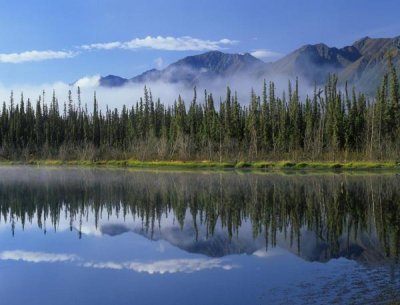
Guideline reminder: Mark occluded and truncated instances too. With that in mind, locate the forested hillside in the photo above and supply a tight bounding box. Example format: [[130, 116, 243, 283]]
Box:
[[0, 58, 399, 162]]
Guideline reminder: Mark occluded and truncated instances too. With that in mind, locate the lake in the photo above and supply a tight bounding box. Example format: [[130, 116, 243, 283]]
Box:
[[0, 167, 399, 305]]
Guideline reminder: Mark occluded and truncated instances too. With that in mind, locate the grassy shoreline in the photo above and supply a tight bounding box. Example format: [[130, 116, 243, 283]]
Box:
[[0, 159, 399, 170]]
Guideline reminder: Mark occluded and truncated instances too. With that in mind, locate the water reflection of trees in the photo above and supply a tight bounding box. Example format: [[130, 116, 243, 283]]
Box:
[[0, 169, 399, 260]]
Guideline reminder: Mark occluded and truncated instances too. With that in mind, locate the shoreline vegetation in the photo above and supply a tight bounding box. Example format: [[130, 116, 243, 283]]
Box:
[[1, 159, 400, 170], [0, 58, 399, 164]]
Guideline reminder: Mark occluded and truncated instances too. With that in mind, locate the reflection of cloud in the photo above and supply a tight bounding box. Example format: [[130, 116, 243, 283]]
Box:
[[77, 224, 102, 237], [253, 248, 284, 258], [0, 250, 78, 263], [0, 250, 236, 274], [83, 261, 123, 270], [253, 249, 269, 258], [83, 258, 236, 274]]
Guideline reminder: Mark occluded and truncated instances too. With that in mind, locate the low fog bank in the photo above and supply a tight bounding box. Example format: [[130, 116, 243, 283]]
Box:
[[0, 75, 317, 112]]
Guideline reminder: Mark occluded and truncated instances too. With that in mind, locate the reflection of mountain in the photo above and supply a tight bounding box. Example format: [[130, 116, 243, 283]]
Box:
[[101, 223, 265, 257], [279, 229, 390, 266], [100, 222, 390, 266], [0, 167, 399, 266]]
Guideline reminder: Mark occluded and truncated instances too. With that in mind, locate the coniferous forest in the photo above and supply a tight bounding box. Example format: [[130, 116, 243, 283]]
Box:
[[0, 60, 399, 162]]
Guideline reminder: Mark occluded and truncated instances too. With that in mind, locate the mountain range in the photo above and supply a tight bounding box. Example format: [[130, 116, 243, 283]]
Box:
[[98, 36, 400, 94]]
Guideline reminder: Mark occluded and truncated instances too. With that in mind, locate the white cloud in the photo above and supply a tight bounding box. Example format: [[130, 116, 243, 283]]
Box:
[[250, 49, 282, 60], [0, 50, 76, 63], [154, 57, 164, 69], [74, 75, 101, 88], [83, 258, 236, 274], [81, 41, 122, 50], [82, 36, 238, 52], [0, 35, 237, 65], [0, 250, 79, 263]]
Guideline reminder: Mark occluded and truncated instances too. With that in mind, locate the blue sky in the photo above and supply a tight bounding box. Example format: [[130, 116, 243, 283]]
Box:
[[0, 0, 399, 86]]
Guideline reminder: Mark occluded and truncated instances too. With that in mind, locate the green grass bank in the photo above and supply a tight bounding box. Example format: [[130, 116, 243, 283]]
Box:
[[1, 159, 400, 171]]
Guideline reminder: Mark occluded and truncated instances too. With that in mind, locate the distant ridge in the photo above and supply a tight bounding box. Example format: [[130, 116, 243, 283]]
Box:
[[99, 50, 267, 88], [94, 36, 400, 94]]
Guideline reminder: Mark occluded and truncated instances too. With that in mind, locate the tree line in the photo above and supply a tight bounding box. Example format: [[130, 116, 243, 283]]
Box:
[[0, 59, 399, 161]]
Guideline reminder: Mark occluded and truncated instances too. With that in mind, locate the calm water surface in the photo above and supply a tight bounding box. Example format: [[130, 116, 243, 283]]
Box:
[[0, 167, 399, 305]]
